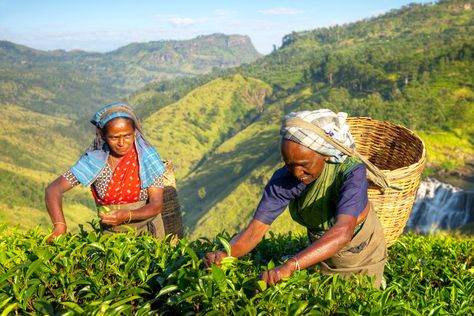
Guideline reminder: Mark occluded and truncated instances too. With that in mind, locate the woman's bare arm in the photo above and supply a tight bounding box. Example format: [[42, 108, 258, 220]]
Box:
[[45, 175, 74, 242]]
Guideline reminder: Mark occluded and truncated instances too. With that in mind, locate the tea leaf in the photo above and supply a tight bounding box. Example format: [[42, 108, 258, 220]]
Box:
[[218, 237, 232, 257], [157, 285, 178, 297], [61, 301, 85, 313]]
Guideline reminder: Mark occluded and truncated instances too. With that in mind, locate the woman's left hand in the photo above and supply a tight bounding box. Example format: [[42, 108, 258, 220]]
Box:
[[98, 210, 130, 226], [203, 250, 228, 267], [261, 261, 295, 286]]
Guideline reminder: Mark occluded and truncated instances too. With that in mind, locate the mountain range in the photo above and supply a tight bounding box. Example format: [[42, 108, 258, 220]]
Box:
[[0, 34, 261, 118]]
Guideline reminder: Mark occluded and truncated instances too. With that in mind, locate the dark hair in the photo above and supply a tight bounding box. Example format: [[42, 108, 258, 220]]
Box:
[[102, 116, 136, 136]]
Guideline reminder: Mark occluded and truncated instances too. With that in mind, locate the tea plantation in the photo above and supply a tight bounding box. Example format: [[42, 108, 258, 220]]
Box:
[[0, 223, 472, 315]]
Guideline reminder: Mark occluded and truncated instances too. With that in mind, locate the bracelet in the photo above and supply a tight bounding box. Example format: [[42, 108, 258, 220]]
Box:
[[126, 211, 132, 223], [53, 221, 66, 226], [288, 256, 301, 271]]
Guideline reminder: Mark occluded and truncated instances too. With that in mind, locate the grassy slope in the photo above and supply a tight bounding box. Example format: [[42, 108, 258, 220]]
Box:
[[0, 105, 95, 231], [419, 130, 474, 188], [184, 90, 314, 238], [143, 74, 271, 180], [0, 105, 84, 173]]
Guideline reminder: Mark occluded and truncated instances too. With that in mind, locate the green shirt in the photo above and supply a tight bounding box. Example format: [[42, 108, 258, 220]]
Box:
[[289, 156, 362, 238]]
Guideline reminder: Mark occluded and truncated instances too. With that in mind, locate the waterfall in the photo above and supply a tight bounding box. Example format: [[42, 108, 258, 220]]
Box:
[[406, 178, 474, 233]]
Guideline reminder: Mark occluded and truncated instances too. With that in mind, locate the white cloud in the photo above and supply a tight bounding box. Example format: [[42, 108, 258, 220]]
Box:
[[212, 9, 237, 16], [163, 16, 208, 27], [259, 7, 303, 16]]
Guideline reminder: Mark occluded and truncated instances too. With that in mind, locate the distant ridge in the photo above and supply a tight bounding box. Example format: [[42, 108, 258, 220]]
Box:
[[0, 33, 262, 118]]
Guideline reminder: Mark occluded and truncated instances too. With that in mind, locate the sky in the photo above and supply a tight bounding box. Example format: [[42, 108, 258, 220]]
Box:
[[0, 0, 431, 54]]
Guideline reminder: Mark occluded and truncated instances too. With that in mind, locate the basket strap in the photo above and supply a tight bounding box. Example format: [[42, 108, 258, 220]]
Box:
[[284, 117, 399, 191]]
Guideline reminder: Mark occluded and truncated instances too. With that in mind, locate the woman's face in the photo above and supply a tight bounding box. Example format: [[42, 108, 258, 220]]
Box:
[[281, 139, 327, 185], [103, 117, 136, 158]]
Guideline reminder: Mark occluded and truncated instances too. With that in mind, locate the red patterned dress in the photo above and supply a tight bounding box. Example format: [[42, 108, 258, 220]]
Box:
[[63, 144, 163, 201]]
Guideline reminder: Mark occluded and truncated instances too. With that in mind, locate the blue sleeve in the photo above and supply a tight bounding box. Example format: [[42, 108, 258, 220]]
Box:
[[336, 164, 369, 218], [253, 167, 307, 225]]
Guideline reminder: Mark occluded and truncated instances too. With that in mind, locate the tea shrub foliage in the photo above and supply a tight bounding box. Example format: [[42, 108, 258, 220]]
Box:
[[0, 223, 472, 315]]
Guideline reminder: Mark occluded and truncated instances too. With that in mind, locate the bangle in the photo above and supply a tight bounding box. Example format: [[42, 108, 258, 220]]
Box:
[[126, 211, 132, 223], [53, 221, 66, 226], [288, 256, 301, 271]]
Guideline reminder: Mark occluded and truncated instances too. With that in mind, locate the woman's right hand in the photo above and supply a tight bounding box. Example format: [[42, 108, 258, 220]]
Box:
[[47, 225, 67, 244], [203, 219, 269, 268], [98, 209, 130, 226], [204, 250, 228, 267]]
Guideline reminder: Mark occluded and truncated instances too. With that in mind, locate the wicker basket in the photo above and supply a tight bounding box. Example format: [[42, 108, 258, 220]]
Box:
[[161, 161, 184, 238], [346, 118, 426, 247]]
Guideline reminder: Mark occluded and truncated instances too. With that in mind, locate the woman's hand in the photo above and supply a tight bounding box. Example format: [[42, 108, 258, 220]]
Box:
[[203, 219, 269, 269], [47, 225, 67, 244], [97, 187, 163, 226], [99, 210, 130, 226], [261, 260, 296, 286], [204, 250, 227, 267]]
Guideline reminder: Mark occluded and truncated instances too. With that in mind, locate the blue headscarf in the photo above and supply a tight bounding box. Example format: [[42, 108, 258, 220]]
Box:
[[70, 102, 166, 189]]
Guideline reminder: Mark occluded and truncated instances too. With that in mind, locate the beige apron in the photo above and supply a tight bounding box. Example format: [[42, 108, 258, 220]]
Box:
[[98, 200, 165, 238], [312, 204, 387, 288]]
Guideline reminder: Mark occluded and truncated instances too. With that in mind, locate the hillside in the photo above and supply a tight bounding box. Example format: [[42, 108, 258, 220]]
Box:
[[143, 74, 271, 180], [0, 34, 261, 118], [0, 105, 95, 230], [127, 0, 474, 237], [181, 91, 309, 236]]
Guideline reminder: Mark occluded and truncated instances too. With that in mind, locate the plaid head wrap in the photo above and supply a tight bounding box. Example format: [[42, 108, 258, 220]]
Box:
[[280, 109, 355, 163], [70, 102, 166, 189]]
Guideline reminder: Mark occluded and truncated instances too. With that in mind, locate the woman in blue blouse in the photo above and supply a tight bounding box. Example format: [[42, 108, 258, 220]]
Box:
[[205, 109, 387, 288]]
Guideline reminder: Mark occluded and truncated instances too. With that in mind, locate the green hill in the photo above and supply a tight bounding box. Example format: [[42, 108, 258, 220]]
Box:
[[108, 34, 262, 90], [180, 91, 309, 237], [0, 34, 261, 118], [143, 74, 271, 180], [0, 105, 96, 231]]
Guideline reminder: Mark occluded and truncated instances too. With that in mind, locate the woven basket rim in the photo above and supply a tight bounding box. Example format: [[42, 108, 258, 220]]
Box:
[[347, 117, 426, 173]]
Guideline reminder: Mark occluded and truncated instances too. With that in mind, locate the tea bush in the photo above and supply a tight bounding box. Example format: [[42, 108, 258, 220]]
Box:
[[0, 223, 472, 315]]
